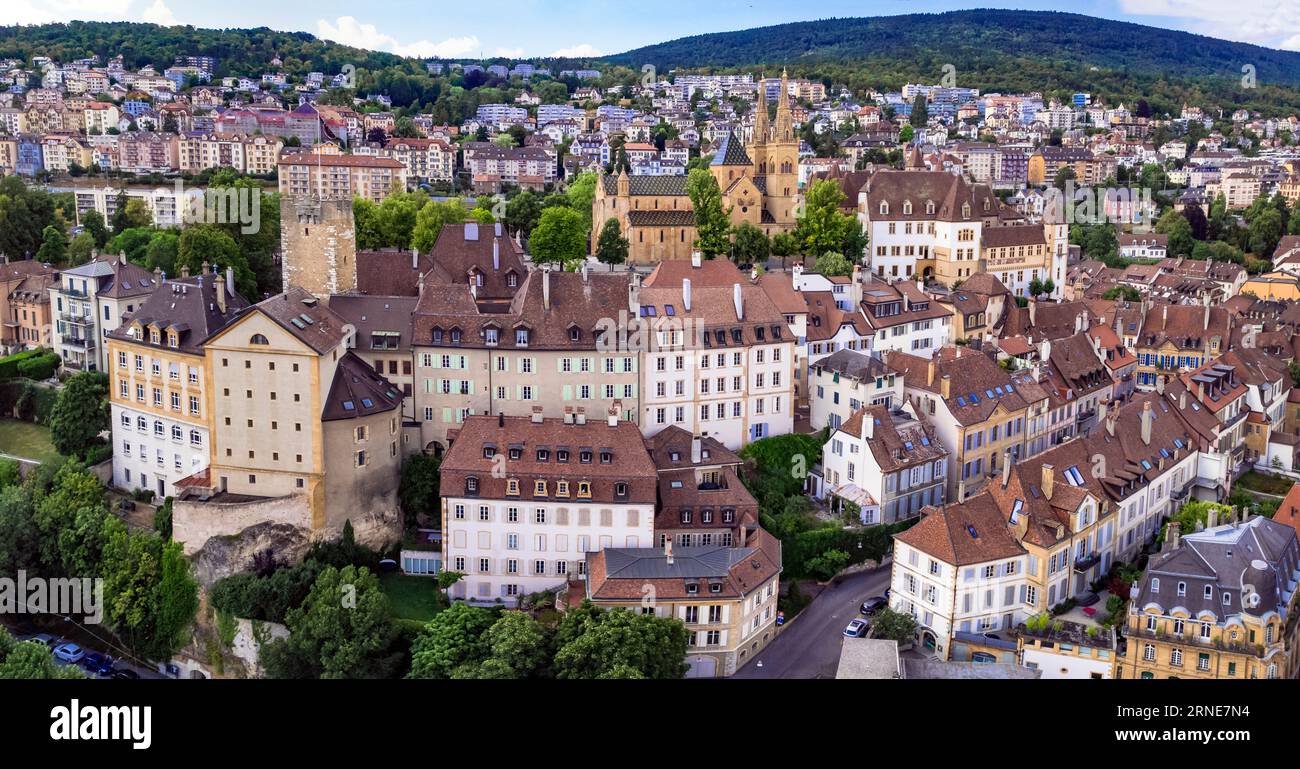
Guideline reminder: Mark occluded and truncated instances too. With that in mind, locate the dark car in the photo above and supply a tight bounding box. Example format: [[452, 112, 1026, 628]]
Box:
[[111, 668, 140, 680], [81, 652, 114, 676], [1077, 592, 1102, 607], [860, 596, 888, 615]]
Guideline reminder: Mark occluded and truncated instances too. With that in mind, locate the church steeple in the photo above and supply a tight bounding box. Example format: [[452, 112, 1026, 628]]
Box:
[[774, 68, 794, 142], [754, 78, 770, 146]]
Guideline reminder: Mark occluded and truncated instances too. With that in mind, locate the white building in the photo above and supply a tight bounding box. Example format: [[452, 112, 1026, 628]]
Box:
[[49, 254, 159, 371]]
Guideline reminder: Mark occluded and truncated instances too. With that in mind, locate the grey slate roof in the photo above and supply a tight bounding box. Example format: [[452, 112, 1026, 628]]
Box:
[[601, 544, 757, 580]]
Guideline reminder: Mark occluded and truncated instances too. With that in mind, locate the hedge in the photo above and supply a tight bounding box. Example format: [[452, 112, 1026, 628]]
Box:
[[781, 518, 919, 580], [0, 348, 48, 379], [0, 380, 59, 423], [15, 352, 59, 381]]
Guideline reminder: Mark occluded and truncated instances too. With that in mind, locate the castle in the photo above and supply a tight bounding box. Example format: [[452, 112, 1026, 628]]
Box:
[[591, 71, 801, 265]]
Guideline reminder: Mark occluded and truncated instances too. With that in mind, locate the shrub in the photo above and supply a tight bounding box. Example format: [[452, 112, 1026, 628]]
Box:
[[15, 353, 59, 381], [83, 443, 113, 466], [0, 349, 45, 379]]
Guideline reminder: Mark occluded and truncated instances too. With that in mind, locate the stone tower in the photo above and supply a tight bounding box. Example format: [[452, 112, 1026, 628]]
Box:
[[750, 68, 799, 227], [280, 195, 357, 297]]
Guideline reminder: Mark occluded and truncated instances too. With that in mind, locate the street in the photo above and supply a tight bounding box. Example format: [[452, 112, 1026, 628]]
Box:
[[733, 565, 892, 679]]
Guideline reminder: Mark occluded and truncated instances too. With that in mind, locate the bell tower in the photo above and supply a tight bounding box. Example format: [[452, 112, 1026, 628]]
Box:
[[280, 195, 357, 297]]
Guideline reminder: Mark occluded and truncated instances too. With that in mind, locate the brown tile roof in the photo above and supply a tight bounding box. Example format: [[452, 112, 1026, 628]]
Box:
[[894, 493, 1025, 566], [326, 294, 417, 350], [322, 351, 402, 421], [247, 287, 352, 354], [886, 346, 1032, 426], [840, 405, 948, 473], [110, 272, 251, 355]]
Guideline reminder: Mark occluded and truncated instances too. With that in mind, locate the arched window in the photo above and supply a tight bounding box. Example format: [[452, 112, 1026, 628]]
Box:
[[250, 334, 269, 345]]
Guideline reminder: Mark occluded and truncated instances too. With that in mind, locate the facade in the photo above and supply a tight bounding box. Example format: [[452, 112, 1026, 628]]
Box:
[[439, 413, 659, 601], [276, 152, 406, 203], [581, 526, 782, 677], [1122, 514, 1300, 680], [820, 404, 948, 525], [808, 348, 901, 432], [49, 254, 159, 371], [106, 270, 248, 498]]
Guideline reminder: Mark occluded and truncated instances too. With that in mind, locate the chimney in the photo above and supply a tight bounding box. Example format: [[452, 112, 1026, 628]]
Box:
[[1154, 375, 1165, 395], [665, 538, 674, 566], [792, 263, 803, 289], [691, 435, 702, 463], [180, 264, 190, 279], [1207, 507, 1218, 529], [498, 412, 504, 428], [1001, 449, 1012, 488], [1028, 300, 1036, 326], [1162, 303, 1168, 327], [1164, 521, 1181, 551], [531, 405, 544, 423], [733, 283, 744, 320], [750, 266, 758, 281], [225, 266, 235, 298], [940, 373, 951, 399], [1041, 464, 1055, 501], [927, 358, 936, 387], [1179, 390, 1187, 410], [860, 411, 873, 440], [215, 272, 227, 314], [153, 266, 162, 284], [1140, 401, 1153, 445], [581, 261, 589, 283], [607, 404, 619, 427], [492, 239, 500, 271], [683, 278, 692, 311], [563, 406, 574, 425], [542, 265, 551, 310], [411, 247, 418, 270], [119, 251, 127, 265], [470, 283, 478, 300], [1203, 301, 1210, 331], [691, 250, 702, 268], [575, 407, 587, 425], [628, 272, 641, 315]]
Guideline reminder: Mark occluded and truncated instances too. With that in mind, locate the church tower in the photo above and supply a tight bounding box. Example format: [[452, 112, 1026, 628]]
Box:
[[280, 195, 357, 297], [774, 69, 795, 142], [754, 80, 770, 146], [751, 68, 799, 229]]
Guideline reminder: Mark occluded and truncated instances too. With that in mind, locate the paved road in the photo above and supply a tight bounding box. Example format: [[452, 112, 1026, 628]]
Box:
[[733, 565, 892, 679]]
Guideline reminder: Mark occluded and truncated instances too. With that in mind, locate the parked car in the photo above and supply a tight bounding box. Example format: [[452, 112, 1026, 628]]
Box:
[[27, 633, 58, 648], [52, 643, 85, 664], [1078, 592, 1102, 607], [843, 618, 870, 638], [860, 596, 888, 615], [111, 668, 140, 680], [81, 652, 114, 676]]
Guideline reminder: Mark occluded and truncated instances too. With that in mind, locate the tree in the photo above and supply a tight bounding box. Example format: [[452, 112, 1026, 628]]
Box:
[[594, 217, 629, 270], [81, 209, 109, 247], [529, 206, 587, 268], [552, 603, 688, 679], [685, 168, 732, 258], [112, 197, 153, 233], [771, 231, 798, 265], [1155, 208, 1194, 257], [398, 453, 440, 528], [1182, 203, 1208, 241], [0, 635, 84, 679], [407, 602, 498, 679], [176, 225, 257, 300], [504, 189, 542, 238], [564, 173, 597, 235], [1103, 285, 1141, 301], [731, 222, 770, 265], [812, 251, 854, 277], [36, 224, 68, 264], [1053, 166, 1077, 192], [475, 612, 551, 678], [67, 231, 95, 265], [805, 548, 850, 580], [898, 124, 914, 143], [260, 565, 400, 679], [144, 230, 178, 276], [48, 371, 109, 459], [869, 607, 918, 643], [909, 94, 928, 127], [793, 179, 852, 257], [411, 199, 467, 252], [1028, 277, 1044, 297], [1248, 207, 1284, 258], [0, 486, 39, 576]]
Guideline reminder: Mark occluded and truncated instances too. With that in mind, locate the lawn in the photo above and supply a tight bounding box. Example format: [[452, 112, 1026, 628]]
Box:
[[1237, 471, 1296, 497], [380, 573, 442, 624], [0, 419, 61, 464]]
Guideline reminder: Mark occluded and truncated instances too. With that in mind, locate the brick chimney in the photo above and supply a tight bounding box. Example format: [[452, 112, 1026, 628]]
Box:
[[1041, 463, 1054, 501], [1140, 401, 1153, 445]]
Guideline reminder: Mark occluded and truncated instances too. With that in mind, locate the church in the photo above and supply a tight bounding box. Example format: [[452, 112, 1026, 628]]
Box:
[[591, 71, 801, 265]]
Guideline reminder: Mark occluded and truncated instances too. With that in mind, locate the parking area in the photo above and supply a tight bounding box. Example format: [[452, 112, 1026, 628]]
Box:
[[10, 624, 167, 680]]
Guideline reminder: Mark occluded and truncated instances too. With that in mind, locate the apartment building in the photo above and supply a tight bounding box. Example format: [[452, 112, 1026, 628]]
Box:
[[117, 131, 179, 173], [106, 270, 248, 498], [637, 258, 796, 449], [179, 133, 284, 175], [887, 346, 1039, 500], [464, 144, 556, 193], [49, 254, 159, 371], [981, 223, 1068, 299], [581, 526, 782, 677], [819, 403, 948, 525], [857, 278, 953, 357], [383, 137, 455, 184], [276, 152, 407, 203], [173, 287, 404, 547], [646, 426, 759, 549], [808, 348, 902, 432], [412, 266, 639, 454], [1123, 513, 1299, 680], [1, 260, 58, 354], [439, 413, 659, 601], [1133, 302, 1232, 390]]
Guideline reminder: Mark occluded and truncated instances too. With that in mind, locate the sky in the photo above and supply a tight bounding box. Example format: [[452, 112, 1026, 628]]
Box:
[[3, 0, 1298, 57]]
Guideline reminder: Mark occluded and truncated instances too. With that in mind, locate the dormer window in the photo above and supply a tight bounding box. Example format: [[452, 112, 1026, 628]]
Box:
[[577, 481, 592, 498], [516, 328, 529, 346], [507, 273, 518, 287], [615, 482, 628, 497], [508, 447, 522, 460], [579, 450, 593, 464], [902, 200, 912, 215], [600, 450, 613, 464], [879, 201, 889, 216], [536, 448, 550, 462], [150, 329, 160, 344], [533, 480, 547, 496], [450, 328, 462, 344], [168, 332, 178, 348], [482, 446, 496, 459], [465, 476, 479, 494], [569, 327, 581, 342], [962, 203, 971, 218], [925, 200, 935, 215], [432, 328, 444, 343], [556, 449, 569, 463]]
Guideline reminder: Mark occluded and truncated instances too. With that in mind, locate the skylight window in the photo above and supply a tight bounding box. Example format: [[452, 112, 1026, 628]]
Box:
[[361, 398, 373, 408], [342, 401, 354, 410], [1141, 459, 1152, 470], [956, 396, 967, 406]]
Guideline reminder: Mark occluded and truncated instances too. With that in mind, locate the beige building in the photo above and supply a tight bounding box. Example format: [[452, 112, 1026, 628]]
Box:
[[277, 151, 406, 203]]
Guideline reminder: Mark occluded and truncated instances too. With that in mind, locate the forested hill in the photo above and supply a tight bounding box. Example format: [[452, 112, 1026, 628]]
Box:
[[0, 21, 409, 76], [607, 10, 1300, 113]]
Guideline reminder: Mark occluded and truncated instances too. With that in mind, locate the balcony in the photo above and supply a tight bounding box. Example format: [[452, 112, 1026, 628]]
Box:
[[61, 336, 96, 349], [60, 312, 94, 326], [1127, 625, 1265, 656], [1073, 552, 1101, 573]]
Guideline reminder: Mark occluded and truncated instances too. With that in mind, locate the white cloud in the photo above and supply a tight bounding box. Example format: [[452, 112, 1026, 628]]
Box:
[[495, 47, 525, 59], [1119, 0, 1300, 49], [1, 0, 134, 25], [551, 43, 602, 58], [140, 0, 177, 26], [316, 16, 480, 59]]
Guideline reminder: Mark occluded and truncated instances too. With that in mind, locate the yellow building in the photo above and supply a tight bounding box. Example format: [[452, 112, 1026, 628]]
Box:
[[1241, 271, 1300, 301], [105, 270, 248, 498], [1121, 514, 1299, 680]]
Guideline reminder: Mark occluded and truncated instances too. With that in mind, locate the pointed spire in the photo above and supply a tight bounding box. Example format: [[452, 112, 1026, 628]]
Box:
[[774, 70, 794, 142], [754, 78, 770, 145]]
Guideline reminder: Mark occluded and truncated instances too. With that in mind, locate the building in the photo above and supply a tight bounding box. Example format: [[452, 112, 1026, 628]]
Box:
[[106, 269, 248, 498], [590, 71, 800, 264], [277, 152, 406, 203], [580, 526, 782, 677], [439, 412, 659, 601], [646, 426, 760, 549], [637, 257, 796, 449], [808, 348, 901, 432], [1, 260, 58, 354], [819, 403, 948, 525], [171, 287, 405, 552], [1122, 513, 1300, 679], [49, 254, 159, 371]]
